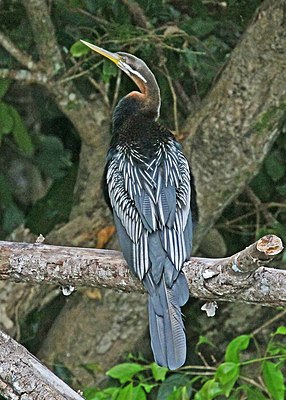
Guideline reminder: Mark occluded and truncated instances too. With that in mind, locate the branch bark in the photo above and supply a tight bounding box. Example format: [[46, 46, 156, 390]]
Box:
[[23, 0, 64, 74], [0, 235, 283, 307], [0, 330, 83, 399]]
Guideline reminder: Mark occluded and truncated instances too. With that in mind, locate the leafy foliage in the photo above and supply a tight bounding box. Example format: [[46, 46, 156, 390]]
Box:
[[25, 165, 77, 235], [82, 326, 286, 400], [0, 79, 78, 237]]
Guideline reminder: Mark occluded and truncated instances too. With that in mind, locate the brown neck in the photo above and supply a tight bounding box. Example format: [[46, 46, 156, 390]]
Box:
[[131, 68, 161, 120]]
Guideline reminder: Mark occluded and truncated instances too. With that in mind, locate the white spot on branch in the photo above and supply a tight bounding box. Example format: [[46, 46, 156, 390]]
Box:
[[61, 285, 75, 296]]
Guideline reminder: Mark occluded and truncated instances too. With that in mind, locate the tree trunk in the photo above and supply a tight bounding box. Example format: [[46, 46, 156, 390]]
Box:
[[184, 0, 286, 246]]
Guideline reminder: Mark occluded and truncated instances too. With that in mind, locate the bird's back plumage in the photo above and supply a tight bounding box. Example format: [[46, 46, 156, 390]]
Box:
[[104, 116, 195, 370]]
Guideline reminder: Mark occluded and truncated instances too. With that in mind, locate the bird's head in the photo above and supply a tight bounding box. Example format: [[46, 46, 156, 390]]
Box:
[[80, 40, 161, 120]]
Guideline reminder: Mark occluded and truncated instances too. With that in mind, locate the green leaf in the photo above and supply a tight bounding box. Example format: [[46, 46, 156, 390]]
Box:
[[35, 135, 72, 179], [132, 385, 146, 400], [83, 386, 120, 400], [250, 171, 274, 201], [0, 172, 14, 206], [265, 152, 285, 182], [225, 335, 251, 363], [184, 49, 198, 68], [25, 165, 77, 235], [0, 78, 11, 98], [0, 101, 14, 135], [8, 106, 34, 155], [262, 361, 285, 400], [215, 362, 239, 397], [53, 363, 73, 385], [167, 386, 190, 400], [276, 184, 286, 196], [194, 379, 223, 400], [196, 335, 215, 350], [3, 204, 25, 234], [106, 363, 145, 384], [117, 383, 134, 400], [104, 387, 121, 400], [150, 362, 168, 381], [0, 173, 25, 233], [191, 17, 216, 37], [82, 362, 101, 373], [139, 383, 156, 393], [270, 222, 286, 242], [157, 374, 191, 400], [102, 61, 118, 84], [273, 326, 286, 336], [242, 385, 268, 400], [70, 40, 91, 57], [82, 387, 98, 400]]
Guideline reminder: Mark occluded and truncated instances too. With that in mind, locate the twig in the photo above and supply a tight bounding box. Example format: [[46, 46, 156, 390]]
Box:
[[239, 375, 266, 392], [162, 64, 179, 134], [252, 309, 286, 336], [0, 31, 38, 71], [173, 81, 194, 114], [65, 58, 110, 106], [0, 68, 48, 84], [111, 69, 122, 111], [245, 186, 277, 225]]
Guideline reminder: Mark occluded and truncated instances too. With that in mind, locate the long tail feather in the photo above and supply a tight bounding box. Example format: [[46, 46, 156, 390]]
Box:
[[147, 272, 189, 370]]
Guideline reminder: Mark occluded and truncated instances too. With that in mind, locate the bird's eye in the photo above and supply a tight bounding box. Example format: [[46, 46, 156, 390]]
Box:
[[121, 56, 127, 62]]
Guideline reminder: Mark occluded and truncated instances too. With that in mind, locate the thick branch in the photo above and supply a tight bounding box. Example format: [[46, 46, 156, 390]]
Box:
[[0, 330, 83, 399], [23, 0, 64, 73], [0, 235, 284, 307]]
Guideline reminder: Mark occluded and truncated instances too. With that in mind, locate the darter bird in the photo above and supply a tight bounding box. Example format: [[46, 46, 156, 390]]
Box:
[[81, 40, 197, 370]]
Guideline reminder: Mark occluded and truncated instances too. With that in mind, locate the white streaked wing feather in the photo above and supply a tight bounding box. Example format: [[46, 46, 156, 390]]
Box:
[[108, 140, 192, 280]]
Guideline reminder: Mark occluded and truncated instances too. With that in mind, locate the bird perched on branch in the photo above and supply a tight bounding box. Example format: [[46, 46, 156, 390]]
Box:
[[81, 40, 197, 370]]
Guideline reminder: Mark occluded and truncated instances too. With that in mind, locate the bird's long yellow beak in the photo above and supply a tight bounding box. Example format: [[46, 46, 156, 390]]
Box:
[[80, 40, 121, 65]]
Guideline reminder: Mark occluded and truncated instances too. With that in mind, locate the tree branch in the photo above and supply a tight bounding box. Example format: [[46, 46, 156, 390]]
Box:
[[0, 235, 284, 307], [121, 0, 151, 29], [0, 31, 38, 71], [23, 0, 64, 74], [0, 330, 84, 399], [0, 68, 48, 84]]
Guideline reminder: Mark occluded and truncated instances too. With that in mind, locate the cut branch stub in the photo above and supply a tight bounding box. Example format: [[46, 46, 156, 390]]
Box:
[[190, 234, 285, 306], [225, 234, 284, 274], [257, 234, 284, 256]]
